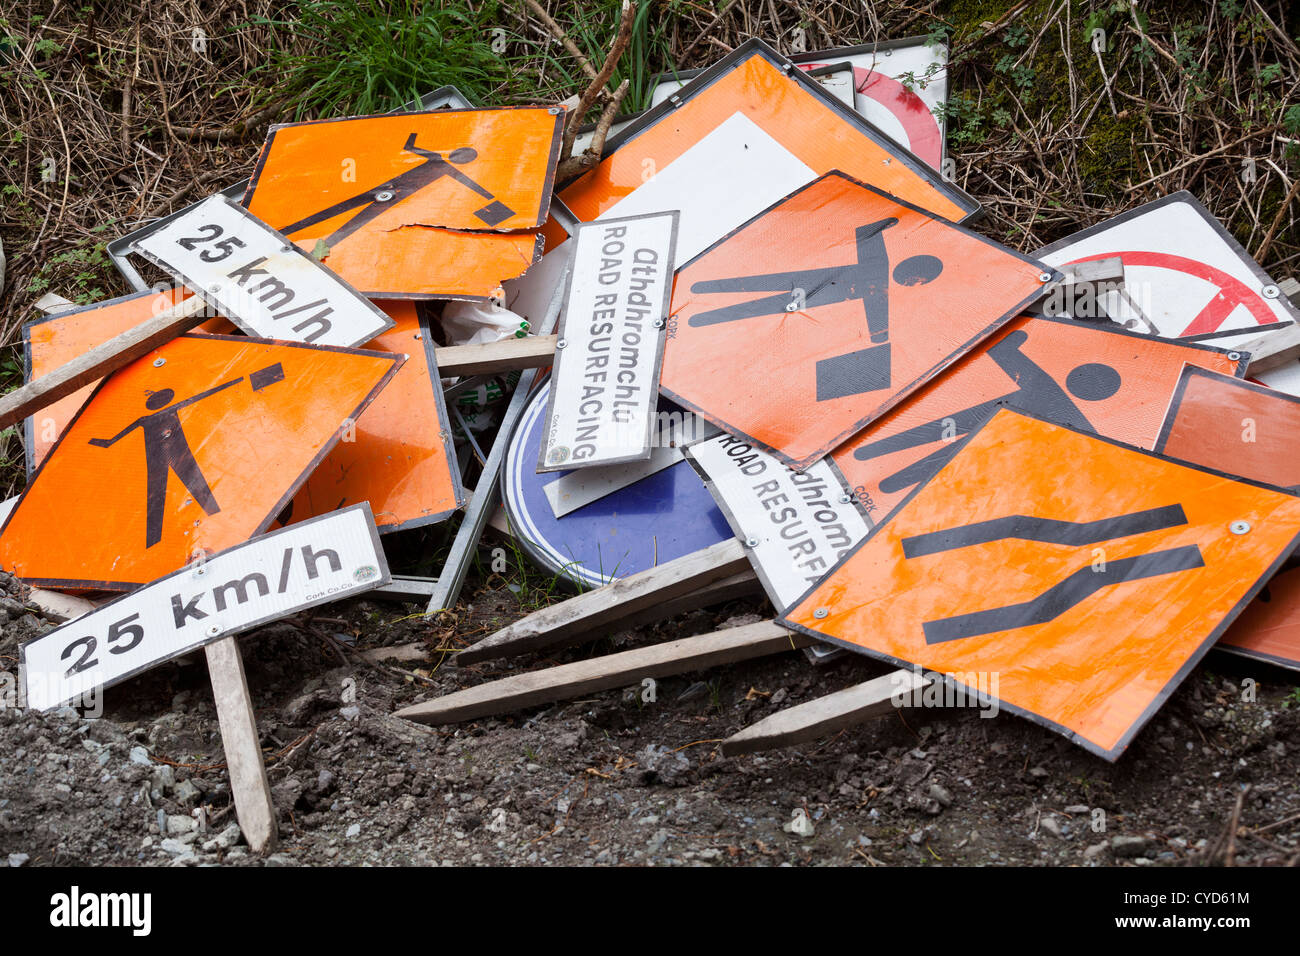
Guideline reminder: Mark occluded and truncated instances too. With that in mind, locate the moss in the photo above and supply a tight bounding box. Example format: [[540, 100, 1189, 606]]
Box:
[[1078, 111, 1145, 198]]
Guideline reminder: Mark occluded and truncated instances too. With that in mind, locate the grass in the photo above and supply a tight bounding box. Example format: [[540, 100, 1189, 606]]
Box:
[[249, 0, 515, 117]]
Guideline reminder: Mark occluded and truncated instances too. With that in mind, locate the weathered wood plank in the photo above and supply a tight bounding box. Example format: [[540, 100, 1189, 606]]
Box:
[[433, 334, 556, 377], [721, 668, 931, 756], [0, 295, 210, 430], [205, 637, 278, 855], [397, 619, 812, 725], [455, 538, 750, 664]]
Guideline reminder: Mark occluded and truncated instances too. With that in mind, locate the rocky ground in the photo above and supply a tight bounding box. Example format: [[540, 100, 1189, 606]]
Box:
[[2, 570, 1297, 868]]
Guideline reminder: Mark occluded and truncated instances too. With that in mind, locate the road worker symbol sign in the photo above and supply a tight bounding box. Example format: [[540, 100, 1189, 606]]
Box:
[[0, 335, 401, 590], [22, 287, 189, 477], [1035, 191, 1300, 347], [559, 39, 977, 227], [661, 172, 1055, 470], [832, 315, 1247, 520], [780, 409, 1300, 759], [1155, 366, 1300, 493], [289, 302, 465, 532], [244, 108, 561, 298]]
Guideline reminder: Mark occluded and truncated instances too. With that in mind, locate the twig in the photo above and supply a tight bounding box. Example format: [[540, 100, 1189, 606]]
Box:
[[560, 1, 636, 163], [557, 79, 630, 181], [521, 0, 598, 81], [1254, 172, 1300, 264], [675, 0, 741, 67]]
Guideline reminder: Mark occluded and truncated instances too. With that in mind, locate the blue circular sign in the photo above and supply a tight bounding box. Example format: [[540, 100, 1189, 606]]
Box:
[[501, 379, 734, 588]]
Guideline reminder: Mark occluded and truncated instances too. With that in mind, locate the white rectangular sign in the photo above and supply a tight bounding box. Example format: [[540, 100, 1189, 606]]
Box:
[[21, 504, 389, 711], [687, 433, 871, 611], [133, 194, 395, 348], [539, 212, 679, 471]]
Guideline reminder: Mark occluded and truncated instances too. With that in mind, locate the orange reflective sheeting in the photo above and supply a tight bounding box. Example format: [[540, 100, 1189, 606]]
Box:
[[244, 108, 561, 298], [1219, 565, 1300, 671], [1155, 366, 1300, 492], [832, 315, 1247, 521], [0, 335, 401, 590], [661, 172, 1054, 470], [780, 408, 1300, 759], [560, 41, 975, 223], [288, 302, 464, 532], [23, 288, 189, 477]]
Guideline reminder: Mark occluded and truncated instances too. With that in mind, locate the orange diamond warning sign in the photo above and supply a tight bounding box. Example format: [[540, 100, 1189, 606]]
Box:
[[661, 172, 1056, 470], [244, 108, 561, 298], [0, 335, 401, 590], [780, 408, 1300, 758], [288, 301, 465, 532], [832, 315, 1247, 521]]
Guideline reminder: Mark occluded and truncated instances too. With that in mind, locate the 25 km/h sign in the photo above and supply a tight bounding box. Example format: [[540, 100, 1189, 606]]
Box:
[[133, 194, 395, 348], [21, 504, 389, 712], [662, 172, 1054, 470], [781, 408, 1300, 759]]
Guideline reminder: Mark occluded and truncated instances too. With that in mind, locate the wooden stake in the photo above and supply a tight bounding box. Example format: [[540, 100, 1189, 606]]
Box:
[[205, 636, 278, 855], [397, 619, 811, 725], [721, 668, 930, 756], [0, 295, 209, 430], [455, 538, 749, 664]]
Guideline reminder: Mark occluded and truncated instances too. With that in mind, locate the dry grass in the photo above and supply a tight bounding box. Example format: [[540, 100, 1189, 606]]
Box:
[[1, 0, 1298, 498]]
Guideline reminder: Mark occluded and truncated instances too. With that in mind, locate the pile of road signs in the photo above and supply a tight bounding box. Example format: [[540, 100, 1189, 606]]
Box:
[[5, 31, 1300, 849]]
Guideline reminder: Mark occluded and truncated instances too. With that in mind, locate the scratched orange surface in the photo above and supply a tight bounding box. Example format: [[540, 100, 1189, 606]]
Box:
[[1219, 565, 1300, 671], [24, 289, 236, 474], [0, 335, 401, 590], [245, 109, 560, 297], [781, 409, 1300, 758], [661, 172, 1052, 470], [560, 49, 974, 223], [1155, 366, 1300, 492], [831, 315, 1247, 521], [289, 302, 464, 532]]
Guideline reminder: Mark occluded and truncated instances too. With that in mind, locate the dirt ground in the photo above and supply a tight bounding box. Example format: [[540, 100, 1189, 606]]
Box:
[[3, 567, 1298, 867], [3, 2, 1300, 868]]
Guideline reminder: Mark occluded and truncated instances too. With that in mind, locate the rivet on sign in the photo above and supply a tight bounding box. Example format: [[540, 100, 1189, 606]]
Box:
[[414, 332, 423, 340], [1261, 285, 1280, 299], [1230, 520, 1251, 535], [209, 282, 222, 293], [1227, 351, 1241, 362], [839, 493, 852, 503], [548, 107, 562, 115], [375, 190, 395, 202], [813, 607, 829, 620], [205, 624, 222, 637], [652, 318, 665, 329], [882, 158, 891, 165], [1039, 272, 1053, 282], [745, 537, 760, 548], [281, 245, 294, 254], [556, 338, 567, 349], [153, 358, 166, 367]]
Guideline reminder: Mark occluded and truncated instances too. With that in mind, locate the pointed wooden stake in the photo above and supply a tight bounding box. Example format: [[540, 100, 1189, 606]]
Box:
[[205, 637, 277, 855], [456, 538, 749, 664], [398, 619, 811, 725], [721, 668, 930, 756]]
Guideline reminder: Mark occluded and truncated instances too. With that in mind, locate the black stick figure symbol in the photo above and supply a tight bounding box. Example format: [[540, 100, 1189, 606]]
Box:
[[87, 363, 286, 549], [275, 134, 516, 247], [686, 218, 943, 400], [853, 329, 1123, 492]]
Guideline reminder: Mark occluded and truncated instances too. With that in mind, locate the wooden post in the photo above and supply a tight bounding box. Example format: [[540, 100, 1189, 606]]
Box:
[[205, 637, 278, 855]]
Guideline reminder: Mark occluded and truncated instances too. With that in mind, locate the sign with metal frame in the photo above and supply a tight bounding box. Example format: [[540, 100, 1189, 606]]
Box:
[[686, 432, 871, 610], [539, 211, 679, 471], [0, 334, 400, 590], [780, 408, 1300, 759], [1034, 191, 1300, 348], [21, 504, 389, 712], [662, 171, 1055, 470], [559, 39, 977, 227], [832, 314, 1248, 522], [132, 194, 396, 348]]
